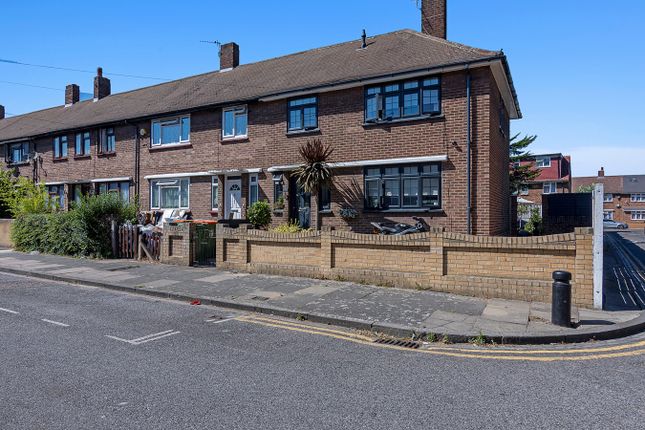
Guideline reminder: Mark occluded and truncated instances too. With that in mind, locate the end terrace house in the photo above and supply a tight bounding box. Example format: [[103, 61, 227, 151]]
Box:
[[0, 0, 520, 235]]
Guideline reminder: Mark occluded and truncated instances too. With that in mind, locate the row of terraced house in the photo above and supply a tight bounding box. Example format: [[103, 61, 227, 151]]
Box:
[[0, 0, 520, 235]]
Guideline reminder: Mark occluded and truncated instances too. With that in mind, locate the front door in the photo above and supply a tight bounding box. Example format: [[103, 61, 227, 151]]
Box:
[[289, 177, 311, 228], [225, 177, 242, 219]]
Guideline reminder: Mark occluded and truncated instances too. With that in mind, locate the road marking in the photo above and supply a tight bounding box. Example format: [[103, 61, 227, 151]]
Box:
[[0, 307, 19, 315], [205, 316, 238, 324], [41, 319, 69, 327], [238, 315, 645, 362], [106, 330, 180, 345]]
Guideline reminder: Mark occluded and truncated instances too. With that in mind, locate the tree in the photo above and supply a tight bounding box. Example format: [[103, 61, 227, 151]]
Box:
[[292, 139, 334, 230], [509, 133, 540, 194], [576, 184, 595, 193]]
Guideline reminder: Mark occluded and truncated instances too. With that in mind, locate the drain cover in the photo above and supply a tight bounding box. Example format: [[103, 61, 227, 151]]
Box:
[[373, 338, 421, 349]]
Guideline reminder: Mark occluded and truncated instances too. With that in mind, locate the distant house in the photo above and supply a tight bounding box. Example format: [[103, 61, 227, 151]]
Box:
[[572, 168, 645, 228], [515, 153, 571, 220]]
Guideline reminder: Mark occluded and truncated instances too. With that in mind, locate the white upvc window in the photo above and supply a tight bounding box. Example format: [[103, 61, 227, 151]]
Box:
[[222, 106, 248, 139], [603, 211, 613, 220], [151, 115, 190, 146], [543, 182, 557, 194], [211, 177, 219, 210], [630, 193, 645, 202], [520, 185, 529, 195], [603, 193, 613, 202], [150, 178, 189, 209], [249, 174, 259, 206], [535, 156, 551, 168], [631, 210, 645, 221]]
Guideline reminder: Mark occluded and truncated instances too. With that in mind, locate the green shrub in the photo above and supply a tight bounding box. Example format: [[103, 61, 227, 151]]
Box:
[[74, 193, 137, 257], [43, 212, 89, 256], [524, 207, 542, 235], [247, 200, 272, 228], [269, 220, 309, 233], [11, 213, 49, 252]]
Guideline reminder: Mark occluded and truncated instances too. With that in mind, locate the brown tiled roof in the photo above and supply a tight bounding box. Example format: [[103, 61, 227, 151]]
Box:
[[572, 175, 623, 193], [0, 29, 511, 143]]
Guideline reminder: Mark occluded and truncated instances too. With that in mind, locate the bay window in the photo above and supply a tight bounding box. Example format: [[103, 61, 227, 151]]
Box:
[[151, 115, 190, 146], [150, 178, 189, 209], [364, 163, 441, 210]]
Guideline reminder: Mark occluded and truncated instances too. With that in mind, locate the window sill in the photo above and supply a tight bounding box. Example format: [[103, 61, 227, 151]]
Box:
[[318, 209, 333, 214], [286, 128, 320, 136], [98, 152, 117, 157], [52, 157, 68, 162], [362, 114, 444, 127], [149, 143, 192, 152], [74, 155, 91, 160], [363, 208, 443, 214], [273, 209, 285, 215], [7, 161, 30, 166], [221, 136, 249, 144]]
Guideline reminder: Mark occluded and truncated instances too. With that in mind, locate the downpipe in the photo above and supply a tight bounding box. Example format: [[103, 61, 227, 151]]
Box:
[[466, 71, 472, 235]]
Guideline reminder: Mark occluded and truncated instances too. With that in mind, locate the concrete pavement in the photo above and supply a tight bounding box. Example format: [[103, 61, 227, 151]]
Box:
[[0, 249, 642, 343], [1, 272, 645, 430]]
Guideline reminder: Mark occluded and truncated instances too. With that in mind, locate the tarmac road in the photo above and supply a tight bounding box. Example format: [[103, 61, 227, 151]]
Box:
[[1, 272, 644, 430]]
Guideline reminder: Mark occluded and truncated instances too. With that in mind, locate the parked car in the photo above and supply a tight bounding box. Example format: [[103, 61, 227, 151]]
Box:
[[603, 219, 628, 229]]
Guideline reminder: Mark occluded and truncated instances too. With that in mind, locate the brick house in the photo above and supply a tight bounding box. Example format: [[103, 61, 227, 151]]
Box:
[[0, 0, 520, 235], [572, 168, 645, 228], [516, 153, 571, 219]]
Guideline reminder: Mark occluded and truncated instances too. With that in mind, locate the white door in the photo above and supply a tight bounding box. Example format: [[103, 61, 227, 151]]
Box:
[[225, 178, 242, 219]]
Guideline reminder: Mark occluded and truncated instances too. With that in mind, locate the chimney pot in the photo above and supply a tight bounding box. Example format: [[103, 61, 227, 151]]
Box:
[[421, 0, 447, 39], [0, 105, 4, 120], [65, 84, 80, 105], [598, 167, 605, 177], [219, 42, 240, 70], [94, 67, 111, 100]]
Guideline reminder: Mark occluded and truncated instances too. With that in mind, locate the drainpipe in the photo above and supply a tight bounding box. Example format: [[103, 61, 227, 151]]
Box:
[[125, 120, 141, 204], [466, 71, 472, 235]]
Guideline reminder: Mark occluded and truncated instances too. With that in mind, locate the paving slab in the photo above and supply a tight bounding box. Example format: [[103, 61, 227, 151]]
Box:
[[481, 299, 530, 325]]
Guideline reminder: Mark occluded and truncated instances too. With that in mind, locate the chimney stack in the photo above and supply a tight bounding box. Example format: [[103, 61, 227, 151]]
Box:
[[65, 84, 80, 105], [219, 42, 240, 70], [421, 0, 447, 39], [93, 67, 111, 100], [598, 167, 605, 177], [0, 105, 4, 120]]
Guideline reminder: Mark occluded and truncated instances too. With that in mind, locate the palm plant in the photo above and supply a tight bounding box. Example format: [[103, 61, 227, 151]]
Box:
[[292, 139, 334, 230]]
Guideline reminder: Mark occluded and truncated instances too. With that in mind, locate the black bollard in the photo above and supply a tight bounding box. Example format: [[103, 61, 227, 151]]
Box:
[[551, 271, 572, 327]]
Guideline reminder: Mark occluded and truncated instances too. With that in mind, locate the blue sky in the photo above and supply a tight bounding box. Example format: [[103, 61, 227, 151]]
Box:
[[1, 1, 643, 176]]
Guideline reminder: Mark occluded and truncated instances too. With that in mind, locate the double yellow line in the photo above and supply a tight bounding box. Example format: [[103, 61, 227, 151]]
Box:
[[237, 315, 645, 362]]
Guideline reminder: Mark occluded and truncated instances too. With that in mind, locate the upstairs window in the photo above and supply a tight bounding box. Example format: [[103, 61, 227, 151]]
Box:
[[288, 97, 317, 131], [100, 127, 116, 153], [603, 193, 613, 202], [222, 106, 248, 139], [53, 136, 68, 159], [631, 193, 645, 202], [7, 142, 29, 164], [536, 157, 551, 168], [150, 178, 189, 209], [151, 116, 190, 146], [365, 76, 441, 122], [75, 131, 91, 156], [543, 182, 557, 194], [364, 163, 441, 210]]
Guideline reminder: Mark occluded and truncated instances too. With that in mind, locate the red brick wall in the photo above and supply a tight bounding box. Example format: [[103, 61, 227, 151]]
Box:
[[6, 68, 510, 235]]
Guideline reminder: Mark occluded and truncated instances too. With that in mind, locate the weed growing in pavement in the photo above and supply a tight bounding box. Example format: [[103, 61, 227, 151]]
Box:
[[295, 314, 307, 321], [426, 332, 438, 342], [441, 335, 450, 344], [469, 332, 486, 346]]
